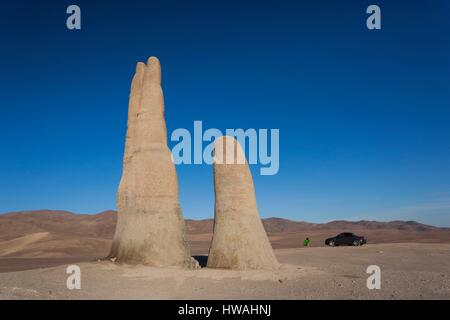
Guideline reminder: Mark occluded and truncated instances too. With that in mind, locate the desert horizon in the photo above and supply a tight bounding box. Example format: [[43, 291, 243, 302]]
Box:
[[3, 208, 450, 228], [1, 209, 450, 274], [1, 209, 450, 299]]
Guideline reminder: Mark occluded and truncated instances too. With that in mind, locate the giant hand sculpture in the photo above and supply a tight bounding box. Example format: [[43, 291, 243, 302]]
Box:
[[109, 57, 192, 267]]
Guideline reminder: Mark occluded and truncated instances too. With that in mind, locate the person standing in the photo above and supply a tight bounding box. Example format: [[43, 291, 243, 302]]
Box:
[[303, 237, 310, 247]]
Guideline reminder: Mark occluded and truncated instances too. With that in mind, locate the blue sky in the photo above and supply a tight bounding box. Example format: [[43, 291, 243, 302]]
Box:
[[0, 0, 449, 226]]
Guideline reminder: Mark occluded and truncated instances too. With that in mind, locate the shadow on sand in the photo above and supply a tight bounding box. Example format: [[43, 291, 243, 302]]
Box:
[[192, 255, 208, 268]]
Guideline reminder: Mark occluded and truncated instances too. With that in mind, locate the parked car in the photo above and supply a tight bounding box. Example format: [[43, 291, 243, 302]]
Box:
[[325, 232, 367, 246]]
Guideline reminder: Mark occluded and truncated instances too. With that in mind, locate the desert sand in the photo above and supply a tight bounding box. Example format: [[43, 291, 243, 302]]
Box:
[[1, 210, 450, 299], [0, 243, 449, 299]]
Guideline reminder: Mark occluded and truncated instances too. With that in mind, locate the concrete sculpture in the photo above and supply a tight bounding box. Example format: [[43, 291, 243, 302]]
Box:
[[207, 136, 280, 270], [109, 57, 193, 267]]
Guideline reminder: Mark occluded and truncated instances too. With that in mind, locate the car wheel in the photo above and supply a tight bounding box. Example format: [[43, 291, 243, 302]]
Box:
[[329, 240, 335, 246], [353, 240, 361, 246]]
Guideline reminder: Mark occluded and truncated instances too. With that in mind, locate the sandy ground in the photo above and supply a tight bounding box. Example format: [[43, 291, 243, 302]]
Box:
[[0, 243, 449, 299]]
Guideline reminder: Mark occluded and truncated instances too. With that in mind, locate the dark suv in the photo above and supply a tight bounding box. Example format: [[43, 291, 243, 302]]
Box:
[[325, 233, 367, 246]]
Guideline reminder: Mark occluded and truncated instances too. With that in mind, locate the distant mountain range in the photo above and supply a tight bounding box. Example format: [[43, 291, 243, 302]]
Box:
[[0, 210, 449, 262]]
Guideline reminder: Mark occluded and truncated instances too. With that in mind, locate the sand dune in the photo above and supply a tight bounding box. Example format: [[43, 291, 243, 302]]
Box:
[[0, 232, 51, 257]]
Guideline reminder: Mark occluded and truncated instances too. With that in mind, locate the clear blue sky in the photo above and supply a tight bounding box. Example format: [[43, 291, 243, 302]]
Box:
[[0, 1, 449, 226]]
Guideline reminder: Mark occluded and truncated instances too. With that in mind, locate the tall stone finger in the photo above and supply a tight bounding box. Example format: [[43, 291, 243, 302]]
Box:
[[110, 57, 193, 268], [207, 136, 280, 270], [136, 56, 167, 146]]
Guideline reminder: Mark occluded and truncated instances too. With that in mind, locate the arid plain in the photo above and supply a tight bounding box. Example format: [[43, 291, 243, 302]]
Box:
[[0, 210, 449, 299]]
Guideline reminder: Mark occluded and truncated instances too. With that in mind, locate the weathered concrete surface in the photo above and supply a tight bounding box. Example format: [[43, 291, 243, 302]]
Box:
[[109, 57, 193, 267], [207, 136, 280, 270]]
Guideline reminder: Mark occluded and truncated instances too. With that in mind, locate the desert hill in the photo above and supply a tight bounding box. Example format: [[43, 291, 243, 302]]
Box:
[[0, 210, 449, 272]]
